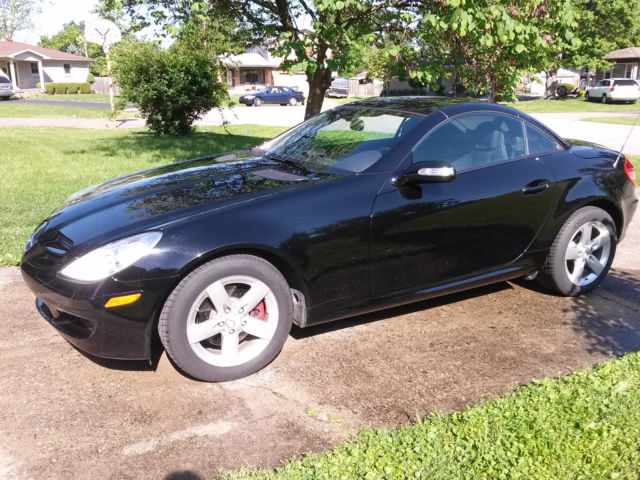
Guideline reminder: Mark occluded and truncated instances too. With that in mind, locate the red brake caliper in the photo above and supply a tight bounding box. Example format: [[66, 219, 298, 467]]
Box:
[[250, 301, 266, 320]]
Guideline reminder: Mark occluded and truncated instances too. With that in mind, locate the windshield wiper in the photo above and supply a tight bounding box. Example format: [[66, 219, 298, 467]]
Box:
[[264, 153, 312, 174]]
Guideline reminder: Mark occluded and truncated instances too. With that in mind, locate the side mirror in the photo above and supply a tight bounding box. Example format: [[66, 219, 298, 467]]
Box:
[[392, 161, 456, 187]]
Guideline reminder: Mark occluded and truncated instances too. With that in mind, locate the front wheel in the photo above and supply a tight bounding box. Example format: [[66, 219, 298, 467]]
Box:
[[253, 97, 263, 107], [159, 255, 293, 381], [538, 207, 616, 296], [585, 92, 590, 101], [288, 97, 298, 106]]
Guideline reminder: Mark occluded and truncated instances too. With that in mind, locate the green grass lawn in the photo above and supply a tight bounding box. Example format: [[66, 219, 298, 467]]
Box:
[[224, 351, 640, 480], [25, 93, 115, 103], [628, 154, 640, 173], [0, 125, 285, 265], [508, 97, 640, 113], [0, 101, 112, 118], [581, 116, 640, 126]]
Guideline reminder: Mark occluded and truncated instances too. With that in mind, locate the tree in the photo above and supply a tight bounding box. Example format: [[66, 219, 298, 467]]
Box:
[[39, 22, 106, 75], [565, 0, 640, 72], [97, 0, 412, 119], [0, 0, 40, 40], [411, 0, 578, 101], [113, 40, 227, 135]]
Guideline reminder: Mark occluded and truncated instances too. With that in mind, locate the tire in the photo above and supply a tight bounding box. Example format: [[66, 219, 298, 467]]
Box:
[[253, 97, 263, 107], [557, 85, 567, 98], [288, 97, 298, 106], [0, 96, 9, 101], [602, 94, 607, 104], [538, 207, 617, 296], [159, 254, 293, 382], [585, 92, 590, 102]]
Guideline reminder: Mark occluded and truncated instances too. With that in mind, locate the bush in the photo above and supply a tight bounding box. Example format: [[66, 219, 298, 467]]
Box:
[[86, 73, 95, 84], [45, 83, 55, 95], [54, 83, 67, 94], [80, 83, 91, 94], [113, 41, 227, 135], [37, 82, 91, 95]]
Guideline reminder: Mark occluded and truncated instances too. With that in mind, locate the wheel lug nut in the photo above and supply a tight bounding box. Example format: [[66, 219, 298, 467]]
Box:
[[239, 307, 244, 313], [224, 307, 230, 313], [218, 321, 225, 327], [241, 321, 246, 326], [229, 329, 235, 334]]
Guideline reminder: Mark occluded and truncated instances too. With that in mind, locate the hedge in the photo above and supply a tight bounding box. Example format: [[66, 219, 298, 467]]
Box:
[[36, 82, 92, 95]]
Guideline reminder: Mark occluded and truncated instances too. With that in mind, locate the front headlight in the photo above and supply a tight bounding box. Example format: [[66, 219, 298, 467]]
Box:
[[244, 95, 255, 100], [60, 231, 162, 282]]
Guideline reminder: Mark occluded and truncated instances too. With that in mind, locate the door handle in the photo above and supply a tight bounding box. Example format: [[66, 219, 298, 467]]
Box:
[[523, 179, 550, 195]]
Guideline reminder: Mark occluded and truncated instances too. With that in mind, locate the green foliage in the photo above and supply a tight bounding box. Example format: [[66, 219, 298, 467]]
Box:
[[113, 41, 228, 135], [223, 352, 640, 479], [0, 125, 286, 265], [564, 0, 640, 71], [414, 0, 579, 100], [38, 82, 91, 95], [86, 73, 95, 84]]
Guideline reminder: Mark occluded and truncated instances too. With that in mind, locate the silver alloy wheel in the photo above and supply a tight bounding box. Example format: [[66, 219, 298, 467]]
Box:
[[289, 97, 297, 106], [186, 275, 279, 367], [564, 220, 611, 286], [602, 94, 607, 104]]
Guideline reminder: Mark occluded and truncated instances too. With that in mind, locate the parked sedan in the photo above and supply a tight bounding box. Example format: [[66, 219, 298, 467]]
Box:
[[22, 98, 637, 382], [239, 86, 305, 106], [0, 74, 13, 100], [585, 78, 640, 103]]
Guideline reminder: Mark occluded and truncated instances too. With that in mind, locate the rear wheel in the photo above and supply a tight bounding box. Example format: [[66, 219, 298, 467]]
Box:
[[602, 94, 608, 104], [585, 92, 590, 101], [159, 255, 293, 381], [0, 96, 9, 101], [254, 97, 263, 107], [539, 207, 616, 296]]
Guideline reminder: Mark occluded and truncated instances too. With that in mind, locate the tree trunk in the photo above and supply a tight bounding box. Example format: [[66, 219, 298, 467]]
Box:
[[304, 66, 333, 120], [544, 68, 557, 99]]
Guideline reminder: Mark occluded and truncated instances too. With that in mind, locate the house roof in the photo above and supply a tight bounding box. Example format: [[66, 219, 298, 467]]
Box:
[[0, 40, 91, 61], [607, 47, 640, 61]]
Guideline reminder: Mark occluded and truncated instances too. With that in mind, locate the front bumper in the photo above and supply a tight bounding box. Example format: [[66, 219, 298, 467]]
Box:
[[21, 262, 177, 360]]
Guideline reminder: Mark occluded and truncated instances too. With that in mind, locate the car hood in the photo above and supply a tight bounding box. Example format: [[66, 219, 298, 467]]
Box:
[[38, 150, 330, 248]]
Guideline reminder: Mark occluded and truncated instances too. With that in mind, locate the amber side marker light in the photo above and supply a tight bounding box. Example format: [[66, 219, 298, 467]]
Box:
[[105, 293, 142, 308]]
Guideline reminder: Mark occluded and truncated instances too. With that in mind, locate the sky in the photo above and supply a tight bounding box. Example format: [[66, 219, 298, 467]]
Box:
[[14, 0, 100, 44]]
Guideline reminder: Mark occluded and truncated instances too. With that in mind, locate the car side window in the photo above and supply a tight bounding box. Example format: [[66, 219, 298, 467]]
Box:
[[412, 112, 526, 171], [526, 124, 561, 154]]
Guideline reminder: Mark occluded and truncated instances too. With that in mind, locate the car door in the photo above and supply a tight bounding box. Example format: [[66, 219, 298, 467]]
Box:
[[370, 111, 557, 297]]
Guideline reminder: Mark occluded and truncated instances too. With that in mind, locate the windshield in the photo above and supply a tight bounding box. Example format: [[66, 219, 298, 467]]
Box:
[[266, 107, 421, 173], [614, 79, 638, 86]]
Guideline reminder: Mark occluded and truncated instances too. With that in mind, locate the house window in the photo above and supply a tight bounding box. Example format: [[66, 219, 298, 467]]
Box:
[[30, 62, 39, 75], [240, 69, 265, 84], [64, 64, 71, 74]]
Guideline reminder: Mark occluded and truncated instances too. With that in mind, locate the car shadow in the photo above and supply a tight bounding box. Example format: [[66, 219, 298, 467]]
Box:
[[69, 333, 165, 372], [290, 282, 512, 339], [568, 268, 640, 356]]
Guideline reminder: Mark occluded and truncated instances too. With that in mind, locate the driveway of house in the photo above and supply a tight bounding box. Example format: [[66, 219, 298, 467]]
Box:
[[1, 211, 638, 479], [530, 112, 640, 155]]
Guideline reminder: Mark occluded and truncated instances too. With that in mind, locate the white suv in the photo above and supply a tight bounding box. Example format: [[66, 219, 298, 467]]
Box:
[[585, 78, 639, 104], [0, 74, 13, 100]]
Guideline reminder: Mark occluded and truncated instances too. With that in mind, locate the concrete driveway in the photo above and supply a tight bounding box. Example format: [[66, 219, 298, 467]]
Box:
[[1, 210, 639, 479]]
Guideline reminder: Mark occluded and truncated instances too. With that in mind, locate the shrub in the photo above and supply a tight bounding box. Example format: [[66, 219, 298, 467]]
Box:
[[54, 83, 67, 94], [45, 83, 55, 95], [86, 73, 95, 84], [113, 41, 227, 135], [80, 83, 91, 94]]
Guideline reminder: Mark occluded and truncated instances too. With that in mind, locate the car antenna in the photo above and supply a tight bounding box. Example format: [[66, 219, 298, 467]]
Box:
[[613, 112, 640, 168]]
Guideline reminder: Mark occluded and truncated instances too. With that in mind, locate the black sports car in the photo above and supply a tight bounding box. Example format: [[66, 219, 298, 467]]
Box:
[[22, 98, 637, 382], [239, 86, 305, 106]]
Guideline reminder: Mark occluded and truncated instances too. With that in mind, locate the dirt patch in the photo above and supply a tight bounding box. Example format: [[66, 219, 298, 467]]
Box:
[[1, 218, 639, 479]]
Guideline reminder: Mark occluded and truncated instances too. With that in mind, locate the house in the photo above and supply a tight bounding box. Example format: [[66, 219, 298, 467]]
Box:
[[223, 46, 310, 95], [599, 47, 640, 81], [0, 40, 91, 91]]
